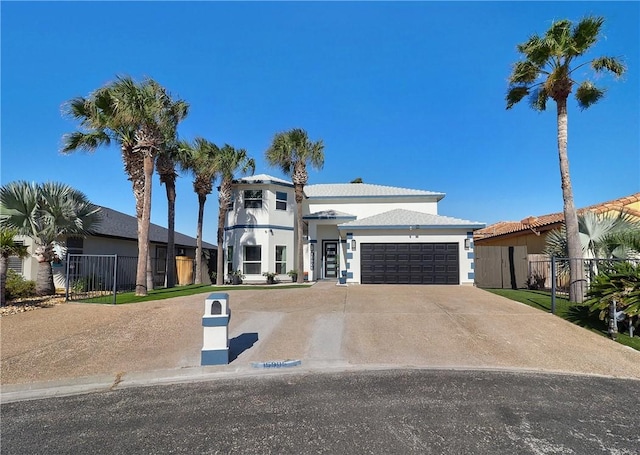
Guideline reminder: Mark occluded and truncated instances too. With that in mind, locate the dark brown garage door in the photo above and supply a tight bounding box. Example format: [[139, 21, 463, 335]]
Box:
[[360, 243, 459, 284]]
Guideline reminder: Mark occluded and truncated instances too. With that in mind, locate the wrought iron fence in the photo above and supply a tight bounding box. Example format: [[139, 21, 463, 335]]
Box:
[[65, 254, 197, 304], [527, 256, 640, 313]]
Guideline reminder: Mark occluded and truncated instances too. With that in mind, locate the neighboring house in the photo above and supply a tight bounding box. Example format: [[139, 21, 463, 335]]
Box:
[[9, 206, 217, 289], [473, 193, 640, 253], [473, 193, 640, 289], [224, 174, 485, 285]]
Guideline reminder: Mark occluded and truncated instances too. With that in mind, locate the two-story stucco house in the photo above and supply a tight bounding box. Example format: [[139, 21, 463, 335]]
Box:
[[224, 174, 485, 285]]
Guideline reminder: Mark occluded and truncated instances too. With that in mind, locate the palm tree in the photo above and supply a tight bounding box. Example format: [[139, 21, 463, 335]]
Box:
[[155, 115, 189, 289], [506, 16, 625, 303], [0, 181, 102, 296], [178, 138, 219, 284], [215, 144, 256, 285], [62, 76, 188, 296], [265, 128, 324, 283], [0, 228, 30, 306], [544, 211, 640, 260]]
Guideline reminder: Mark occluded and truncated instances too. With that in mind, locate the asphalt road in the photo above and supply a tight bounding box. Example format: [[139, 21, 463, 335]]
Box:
[[2, 369, 639, 454]]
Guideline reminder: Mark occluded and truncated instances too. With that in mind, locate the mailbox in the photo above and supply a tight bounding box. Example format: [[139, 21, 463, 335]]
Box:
[[201, 293, 231, 365]]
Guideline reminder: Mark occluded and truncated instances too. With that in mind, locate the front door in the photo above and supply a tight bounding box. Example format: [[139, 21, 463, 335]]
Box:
[[324, 242, 338, 278]]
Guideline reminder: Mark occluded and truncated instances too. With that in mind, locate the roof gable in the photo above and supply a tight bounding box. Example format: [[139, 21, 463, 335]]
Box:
[[304, 183, 445, 200], [337, 209, 484, 230]]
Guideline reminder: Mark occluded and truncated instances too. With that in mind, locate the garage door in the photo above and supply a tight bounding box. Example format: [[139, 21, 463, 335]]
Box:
[[360, 243, 459, 284]]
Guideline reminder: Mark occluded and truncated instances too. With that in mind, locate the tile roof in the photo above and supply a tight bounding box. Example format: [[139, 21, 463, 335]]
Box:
[[304, 183, 445, 199], [474, 192, 640, 241], [337, 209, 485, 230], [95, 207, 216, 249]]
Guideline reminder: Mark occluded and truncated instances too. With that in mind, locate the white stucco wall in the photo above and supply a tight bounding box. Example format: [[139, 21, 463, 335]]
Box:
[[225, 182, 297, 282]]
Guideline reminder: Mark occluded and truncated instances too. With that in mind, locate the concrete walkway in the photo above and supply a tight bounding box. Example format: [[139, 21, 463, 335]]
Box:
[[2, 282, 639, 401]]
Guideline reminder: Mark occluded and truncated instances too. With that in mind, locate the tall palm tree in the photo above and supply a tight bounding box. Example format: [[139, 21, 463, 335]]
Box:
[[506, 16, 625, 303], [178, 138, 219, 284], [265, 128, 324, 283], [62, 76, 188, 296], [215, 144, 256, 285], [155, 117, 189, 289], [0, 228, 30, 306], [0, 181, 102, 296]]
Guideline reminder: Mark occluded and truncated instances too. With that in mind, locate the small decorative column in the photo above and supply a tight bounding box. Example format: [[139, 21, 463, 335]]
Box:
[[201, 293, 231, 365]]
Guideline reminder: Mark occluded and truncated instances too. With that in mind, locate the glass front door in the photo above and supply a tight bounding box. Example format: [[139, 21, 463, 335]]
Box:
[[324, 242, 338, 278]]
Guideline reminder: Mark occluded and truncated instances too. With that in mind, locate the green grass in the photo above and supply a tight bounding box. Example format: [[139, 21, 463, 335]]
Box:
[[77, 283, 312, 305], [486, 288, 640, 351]]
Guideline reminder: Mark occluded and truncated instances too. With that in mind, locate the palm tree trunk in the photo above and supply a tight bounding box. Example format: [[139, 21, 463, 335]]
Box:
[[146, 250, 154, 292], [216, 205, 226, 286], [165, 180, 177, 288], [195, 194, 206, 285], [0, 255, 8, 306], [36, 260, 55, 296], [136, 153, 154, 296], [556, 97, 585, 303], [295, 183, 305, 284]]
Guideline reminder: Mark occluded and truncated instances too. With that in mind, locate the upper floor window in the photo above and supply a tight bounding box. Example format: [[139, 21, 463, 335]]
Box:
[[244, 190, 262, 209], [276, 191, 288, 211]]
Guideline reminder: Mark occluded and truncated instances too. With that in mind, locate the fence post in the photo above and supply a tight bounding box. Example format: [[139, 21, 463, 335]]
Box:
[[65, 252, 70, 301], [112, 254, 118, 305], [551, 256, 556, 315]]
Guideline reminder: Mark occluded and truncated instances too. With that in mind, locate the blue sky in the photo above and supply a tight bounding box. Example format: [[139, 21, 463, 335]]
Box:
[[2, 1, 638, 244]]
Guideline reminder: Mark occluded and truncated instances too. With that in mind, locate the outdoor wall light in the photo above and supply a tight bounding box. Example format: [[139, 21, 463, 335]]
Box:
[[351, 239, 356, 251], [464, 238, 471, 250]]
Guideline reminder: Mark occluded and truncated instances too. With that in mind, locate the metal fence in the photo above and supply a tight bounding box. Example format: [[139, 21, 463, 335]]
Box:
[[65, 254, 197, 304], [527, 256, 640, 312]]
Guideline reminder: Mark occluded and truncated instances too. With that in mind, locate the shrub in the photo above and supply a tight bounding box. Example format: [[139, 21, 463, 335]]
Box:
[[586, 262, 640, 319], [5, 269, 37, 301]]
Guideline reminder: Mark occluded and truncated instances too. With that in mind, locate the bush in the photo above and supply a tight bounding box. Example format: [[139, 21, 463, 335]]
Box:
[[586, 262, 640, 319], [4, 269, 37, 301]]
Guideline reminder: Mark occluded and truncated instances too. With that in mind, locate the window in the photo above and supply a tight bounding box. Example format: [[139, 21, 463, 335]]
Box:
[[244, 190, 262, 209], [226, 246, 234, 275], [227, 200, 234, 211], [156, 246, 167, 274], [7, 240, 24, 274], [275, 246, 286, 274], [66, 237, 84, 255], [276, 191, 287, 211], [243, 245, 262, 275]]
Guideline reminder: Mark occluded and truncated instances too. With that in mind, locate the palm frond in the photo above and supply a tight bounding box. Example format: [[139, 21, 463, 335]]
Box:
[[575, 81, 605, 110], [61, 131, 111, 154], [591, 56, 626, 77], [505, 86, 529, 109], [544, 19, 572, 56], [528, 86, 549, 111], [571, 16, 603, 55], [508, 61, 542, 85]]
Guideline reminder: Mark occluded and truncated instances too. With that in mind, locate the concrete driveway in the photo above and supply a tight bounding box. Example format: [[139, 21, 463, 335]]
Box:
[[2, 282, 639, 391]]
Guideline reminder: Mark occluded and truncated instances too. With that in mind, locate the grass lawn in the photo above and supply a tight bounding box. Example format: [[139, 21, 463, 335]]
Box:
[[78, 283, 312, 305], [486, 289, 640, 352]]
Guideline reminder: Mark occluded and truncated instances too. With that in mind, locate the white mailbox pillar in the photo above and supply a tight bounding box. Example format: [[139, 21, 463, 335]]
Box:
[[201, 293, 231, 365]]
